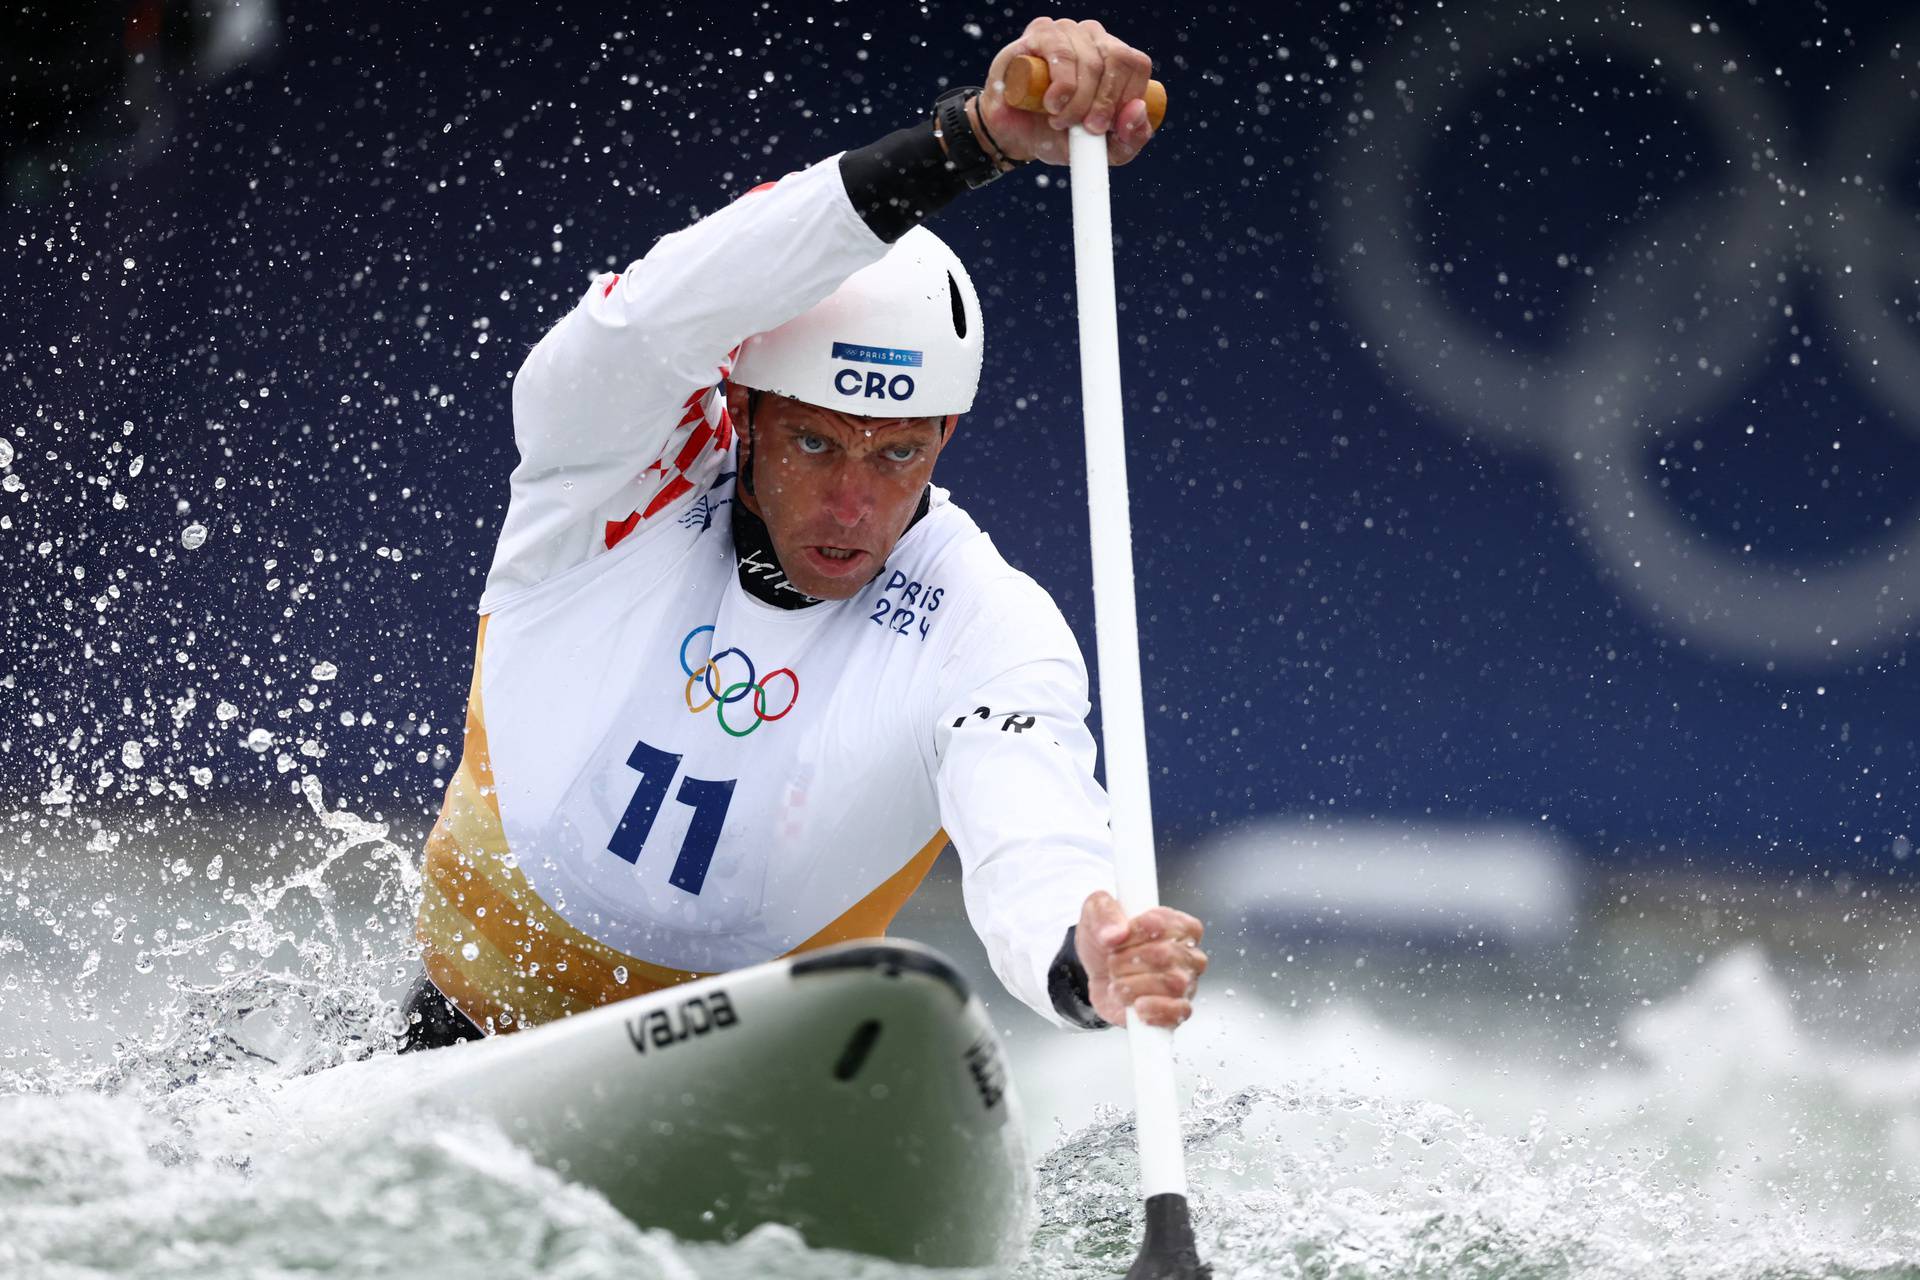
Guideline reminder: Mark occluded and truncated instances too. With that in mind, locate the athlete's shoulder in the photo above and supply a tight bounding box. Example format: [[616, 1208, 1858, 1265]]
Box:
[[884, 491, 1081, 665], [847, 489, 1073, 660], [878, 490, 1030, 596]]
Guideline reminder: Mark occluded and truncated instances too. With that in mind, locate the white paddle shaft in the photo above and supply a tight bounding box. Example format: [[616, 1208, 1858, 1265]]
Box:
[[1067, 122, 1188, 1201]]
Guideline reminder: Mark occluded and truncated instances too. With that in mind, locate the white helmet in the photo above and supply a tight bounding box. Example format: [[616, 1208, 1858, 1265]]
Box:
[[731, 226, 983, 418]]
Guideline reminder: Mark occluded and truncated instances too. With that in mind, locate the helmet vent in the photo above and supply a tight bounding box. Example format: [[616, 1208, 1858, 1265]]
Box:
[[948, 271, 968, 339]]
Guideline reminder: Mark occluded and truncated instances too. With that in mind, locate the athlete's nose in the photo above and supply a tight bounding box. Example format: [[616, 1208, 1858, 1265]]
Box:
[[822, 461, 873, 528]]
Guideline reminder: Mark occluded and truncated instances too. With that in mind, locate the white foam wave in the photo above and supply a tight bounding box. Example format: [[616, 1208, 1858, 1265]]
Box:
[[1017, 946, 1920, 1278]]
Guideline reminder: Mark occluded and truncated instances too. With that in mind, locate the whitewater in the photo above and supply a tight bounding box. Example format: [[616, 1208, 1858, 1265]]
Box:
[[4, 784, 1919, 1279]]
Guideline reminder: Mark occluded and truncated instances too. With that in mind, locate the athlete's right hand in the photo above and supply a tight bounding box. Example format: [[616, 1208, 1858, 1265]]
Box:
[[977, 18, 1155, 168]]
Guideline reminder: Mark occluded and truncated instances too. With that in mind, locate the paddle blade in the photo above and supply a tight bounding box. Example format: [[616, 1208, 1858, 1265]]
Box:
[[1124, 1193, 1210, 1279]]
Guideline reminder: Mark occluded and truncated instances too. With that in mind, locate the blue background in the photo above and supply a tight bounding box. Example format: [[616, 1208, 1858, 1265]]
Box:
[[3, 0, 1916, 871]]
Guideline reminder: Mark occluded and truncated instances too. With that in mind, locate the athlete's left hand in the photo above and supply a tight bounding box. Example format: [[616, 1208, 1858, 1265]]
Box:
[[1075, 890, 1207, 1028]]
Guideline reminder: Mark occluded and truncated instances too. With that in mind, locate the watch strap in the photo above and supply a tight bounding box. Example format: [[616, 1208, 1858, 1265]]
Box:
[[933, 86, 1004, 190]]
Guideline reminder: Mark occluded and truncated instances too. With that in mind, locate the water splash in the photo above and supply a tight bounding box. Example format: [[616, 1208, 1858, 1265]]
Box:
[[1018, 949, 1920, 1279], [0, 1087, 1007, 1280], [1020, 1076, 1920, 1279], [7, 808, 1920, 1280], [4, 777, 420, 1104]]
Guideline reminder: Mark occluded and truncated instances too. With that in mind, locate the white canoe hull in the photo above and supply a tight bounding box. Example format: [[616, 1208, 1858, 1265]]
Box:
[[276, 940, 1029, 1266]]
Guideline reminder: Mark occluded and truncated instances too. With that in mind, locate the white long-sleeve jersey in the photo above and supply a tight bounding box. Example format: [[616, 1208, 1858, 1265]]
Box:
[[416, 155, 1117, 1031]]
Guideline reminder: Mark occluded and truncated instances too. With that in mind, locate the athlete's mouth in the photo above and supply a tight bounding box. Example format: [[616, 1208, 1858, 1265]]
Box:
[[802, 544, 871, 577]]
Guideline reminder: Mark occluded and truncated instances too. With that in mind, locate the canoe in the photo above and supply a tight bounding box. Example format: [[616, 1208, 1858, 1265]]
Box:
[[272, 939, 1030, 1266]]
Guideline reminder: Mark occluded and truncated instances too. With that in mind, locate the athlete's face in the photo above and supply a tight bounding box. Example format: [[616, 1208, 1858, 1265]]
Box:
[[728, 387, 956, 601]]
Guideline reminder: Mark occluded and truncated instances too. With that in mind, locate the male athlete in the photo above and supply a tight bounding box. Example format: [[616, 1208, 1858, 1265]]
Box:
[[403, 18, 1207, 1050]]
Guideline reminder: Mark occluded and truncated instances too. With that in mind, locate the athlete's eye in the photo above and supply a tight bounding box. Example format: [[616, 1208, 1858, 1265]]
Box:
[[883, 445, 920, 463], [796, 434, 829, 455]]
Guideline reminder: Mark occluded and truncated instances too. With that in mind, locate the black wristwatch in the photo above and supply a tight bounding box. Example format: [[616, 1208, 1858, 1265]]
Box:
[[1047, 925, 1112, 1030], [933, 86, 1007, 189]]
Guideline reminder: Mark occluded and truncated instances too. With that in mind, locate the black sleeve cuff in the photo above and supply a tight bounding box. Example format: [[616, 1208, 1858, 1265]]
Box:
[[838, 121, 971, 244], [1047, 925, 1112, 1030]]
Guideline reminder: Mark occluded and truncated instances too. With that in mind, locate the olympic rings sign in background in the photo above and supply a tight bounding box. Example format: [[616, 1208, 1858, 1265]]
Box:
[[1331, 3, 1920, 664], [678, 626, 799, 738]]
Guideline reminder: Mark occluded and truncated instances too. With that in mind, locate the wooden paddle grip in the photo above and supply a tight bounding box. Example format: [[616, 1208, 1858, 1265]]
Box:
[[1001, 53, 1167, 130]]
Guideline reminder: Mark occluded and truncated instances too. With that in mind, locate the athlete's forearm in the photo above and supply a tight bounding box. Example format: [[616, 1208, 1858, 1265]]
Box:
[[838, 122, 973, 244], [839, 96, 1018, 243], [930, 587, 1118, 1028], [515, 159, 879, 454]]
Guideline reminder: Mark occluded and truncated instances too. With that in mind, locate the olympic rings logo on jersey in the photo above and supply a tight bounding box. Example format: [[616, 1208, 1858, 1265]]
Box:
[[678, 626, 799, 737], [1329, 4, 1920, 664]]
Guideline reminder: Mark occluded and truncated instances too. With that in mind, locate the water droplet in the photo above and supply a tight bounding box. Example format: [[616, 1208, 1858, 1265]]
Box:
[[0, 439, 12, 468], [312, 661, 338, 682], [215, 701, 239, 722], [180, 522, 208, 550], [613, 965, 629, 985], [245, 728, 274, 752], [461, 941, 480, 962], [128, 454, 144, 478], [120, 741, 143, 769], [205, 855, 223, 880]]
